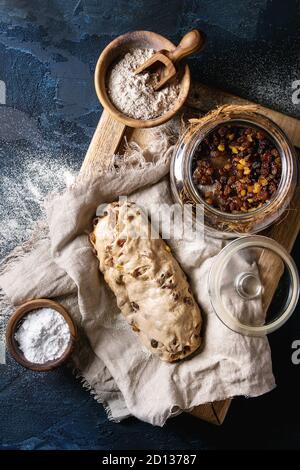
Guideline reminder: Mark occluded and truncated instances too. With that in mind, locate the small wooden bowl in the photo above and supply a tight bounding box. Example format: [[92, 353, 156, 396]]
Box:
[[95, 30, 191, 128], [6, 299, 77, 372]]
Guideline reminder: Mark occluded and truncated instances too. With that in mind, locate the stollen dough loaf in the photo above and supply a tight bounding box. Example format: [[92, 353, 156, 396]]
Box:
[[90, 201, 202, 362]]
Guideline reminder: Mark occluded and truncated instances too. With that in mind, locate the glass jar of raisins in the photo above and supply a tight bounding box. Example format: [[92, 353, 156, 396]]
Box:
[[170, 108, 297, 238]]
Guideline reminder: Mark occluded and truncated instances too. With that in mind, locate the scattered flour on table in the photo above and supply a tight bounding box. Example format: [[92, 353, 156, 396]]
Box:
[[15, 308, 71, 364], [0, 147, 76, 360], [107, 48, 180, 120], [0, 152, 76, 259]]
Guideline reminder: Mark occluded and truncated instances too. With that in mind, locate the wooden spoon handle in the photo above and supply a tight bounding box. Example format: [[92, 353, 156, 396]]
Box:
[[80, 111, 126, 174], [167, 29, 206, 63]]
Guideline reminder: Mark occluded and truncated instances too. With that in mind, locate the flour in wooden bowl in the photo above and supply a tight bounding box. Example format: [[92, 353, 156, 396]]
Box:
[[106, 48, 180, 120]]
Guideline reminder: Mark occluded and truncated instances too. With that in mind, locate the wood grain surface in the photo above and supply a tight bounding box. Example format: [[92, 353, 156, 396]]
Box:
[[81, 83, 300, 425]]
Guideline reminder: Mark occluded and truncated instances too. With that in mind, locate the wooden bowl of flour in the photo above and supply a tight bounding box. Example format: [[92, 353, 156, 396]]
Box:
[[6, 299, 77, 372], [95, 31, 193, 128]]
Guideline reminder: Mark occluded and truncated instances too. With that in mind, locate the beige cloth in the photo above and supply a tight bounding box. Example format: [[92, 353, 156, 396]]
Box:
[[0, 136, 275, 426]]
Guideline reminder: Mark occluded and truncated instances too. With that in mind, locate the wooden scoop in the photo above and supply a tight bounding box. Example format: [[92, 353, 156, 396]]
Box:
[[134, 29, 206, 90]]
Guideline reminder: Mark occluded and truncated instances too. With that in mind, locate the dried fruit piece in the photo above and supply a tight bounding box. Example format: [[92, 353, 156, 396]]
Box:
[[229, 145, 239, 154], [117, 239, 126, 247], [132, 266, 149, 277], [131, 301, 140, 311], [253, 183, 261, 194], [131, 323, 140, 332], [259, 177, 268, 186], [115, 275, 124, 285]]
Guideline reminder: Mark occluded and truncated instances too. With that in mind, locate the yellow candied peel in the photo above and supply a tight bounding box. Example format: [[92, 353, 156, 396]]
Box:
[[259, 177, 268, 186], [253, 183, 261, 194], [229, 145, 238, 154]]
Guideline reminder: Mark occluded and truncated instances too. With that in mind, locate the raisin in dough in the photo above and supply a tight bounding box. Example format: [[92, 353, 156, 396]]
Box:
[[90, 201, 202, 362]]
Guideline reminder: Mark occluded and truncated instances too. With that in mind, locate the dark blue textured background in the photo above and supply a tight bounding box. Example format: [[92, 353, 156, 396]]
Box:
[[1, 0, 300, 450]]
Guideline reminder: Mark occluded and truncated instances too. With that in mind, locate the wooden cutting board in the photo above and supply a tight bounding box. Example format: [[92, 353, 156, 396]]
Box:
[[81, 83, 300, 425]]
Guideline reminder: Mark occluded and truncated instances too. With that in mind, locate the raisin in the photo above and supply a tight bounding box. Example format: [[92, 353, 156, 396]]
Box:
[[131, 302, 139, 311], [183, 296, 193, 305], [260, 191, 269, 201], [218, 126, 228, 136], [131, 322, 140, 332], [205, 167, 214, 176], [256, 130, 266, 140], [115, 275, 124, 285], [268, 181, 277, 194], [224, 185, 231, 196], [271, 148, 279, 157], [117, 239, 126, 247], [227, 175, 237, 185]]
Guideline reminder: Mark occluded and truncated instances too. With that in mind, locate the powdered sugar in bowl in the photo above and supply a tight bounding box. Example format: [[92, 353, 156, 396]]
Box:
[[6, 299, 77, 371]]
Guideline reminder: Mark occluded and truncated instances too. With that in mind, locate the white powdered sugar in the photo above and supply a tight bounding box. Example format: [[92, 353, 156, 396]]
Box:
[[107, 48, 180, 120], [15, 308, 71, 364]]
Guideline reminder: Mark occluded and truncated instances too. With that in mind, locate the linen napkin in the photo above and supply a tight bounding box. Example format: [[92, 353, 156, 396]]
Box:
[[0, 125, 275, 426]]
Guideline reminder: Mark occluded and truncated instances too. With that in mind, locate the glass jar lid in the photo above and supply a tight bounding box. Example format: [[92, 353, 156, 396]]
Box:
[[208, 235, 299, 336]]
